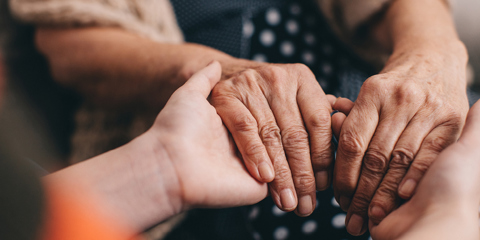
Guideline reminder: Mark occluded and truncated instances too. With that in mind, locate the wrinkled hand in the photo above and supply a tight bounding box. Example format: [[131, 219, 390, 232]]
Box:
[[211, 61, 333, 216], [333, 46, 469, 235], [150, 61, 268, 211], [369, 100, 480, 240]]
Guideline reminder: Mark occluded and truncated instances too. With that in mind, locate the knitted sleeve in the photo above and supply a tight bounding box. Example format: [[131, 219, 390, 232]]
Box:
[[9, 0, 183, 43]]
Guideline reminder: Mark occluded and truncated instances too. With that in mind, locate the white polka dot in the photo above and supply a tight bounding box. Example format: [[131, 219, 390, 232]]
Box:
[[302, 51, 315, 65], [248, 206, 260, 220], [331, 197, 340, 207], [272, 205, 287, 217], [302, 220, 318, 234], [322, 63, 333, 75], [260, 29, 276, 47], [290, 3, 302, 15], [252, 53, 267, 62], [285, 19, 299, 35], [332, 213, 347, 229], [368, 237, 373, 240], [273, 226, 289, 240], [304, 33, 316, 45], [253, 232, 262, 240], [280, 41, 295, 57], [243, 20, 255, 38], [266, 8, 281, 26]]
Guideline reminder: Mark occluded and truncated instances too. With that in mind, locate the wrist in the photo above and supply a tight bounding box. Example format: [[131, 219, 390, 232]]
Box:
[[120, 131, 184, 225], [177, 44, 264, 82]]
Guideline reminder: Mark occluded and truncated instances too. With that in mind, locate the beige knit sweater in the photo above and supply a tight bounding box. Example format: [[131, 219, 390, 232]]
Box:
[[7, 0, 399, 239], [9, 0, 401, 164]]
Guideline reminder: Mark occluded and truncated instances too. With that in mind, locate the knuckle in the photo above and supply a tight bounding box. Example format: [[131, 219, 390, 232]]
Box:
[[306, 110, 331, 130], [334, 175, 357, 194], [394, 83, 421, 104], [311, 147, 333, 170], [363, 149, 389, 175], [259, 124, 282, 147], [281, 126, 310, 149], [232, 114, 257, 133], [293, 174, 316, 193], [362, 76, 385, 92], [410, 160, 432, 176], [258, 65, 287, 85], [338, 130, 365, 159], [376, 177, 401, 198], [390, 149, 415, 169], [425, 134, 452, 153], [350, 192, 371, 213], [272, 165, 293, 185], [243, 142, 265, 161]]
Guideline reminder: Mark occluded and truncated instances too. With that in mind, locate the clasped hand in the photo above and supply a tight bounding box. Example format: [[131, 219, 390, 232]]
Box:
[[208, 45, 468, 235]]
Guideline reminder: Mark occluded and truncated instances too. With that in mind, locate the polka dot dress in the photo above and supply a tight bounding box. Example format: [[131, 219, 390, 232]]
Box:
[[244, 2, 347, 94], [170, 1, 374, 239], [244, 2, 370, 240]]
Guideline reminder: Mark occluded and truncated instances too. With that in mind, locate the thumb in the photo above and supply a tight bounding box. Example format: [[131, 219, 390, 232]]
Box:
[[332, 111, 347, 139], [333, 97, 354, 115], [178, 61, 222, 98]]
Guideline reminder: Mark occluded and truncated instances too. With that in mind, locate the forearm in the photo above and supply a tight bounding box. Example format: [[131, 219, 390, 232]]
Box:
[[43, 131, 179, 232], [374, 0, 466, 63], [35, 27, 251, 109]]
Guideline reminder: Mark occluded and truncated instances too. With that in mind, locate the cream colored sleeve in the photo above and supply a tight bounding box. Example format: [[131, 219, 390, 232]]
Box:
[[9, 0, 183, 43]]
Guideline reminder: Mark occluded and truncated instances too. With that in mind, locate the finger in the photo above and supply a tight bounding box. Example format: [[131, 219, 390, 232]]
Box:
[[245, 86, 299, 211], [267, 78, 319, 216], [180, 61, 222, 98], [326, 94, 337, 107], [211, 91, 275, 184], [297, 79, 334, 193], [333, 97, 355, 115], [334, 96, 379, 212], [332, 111, 347, 139], [345, 110, 413, 236], [213, 69, 298, 212], [398, 122, 461, 199], [367, 114, 435, 225]]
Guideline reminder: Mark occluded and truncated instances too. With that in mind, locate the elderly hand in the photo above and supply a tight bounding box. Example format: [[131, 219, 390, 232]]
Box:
[[149, 61, 268, 211], [334, 42, 469, 235], [369, 100, 480, 240], [211, 60, 333, 216]]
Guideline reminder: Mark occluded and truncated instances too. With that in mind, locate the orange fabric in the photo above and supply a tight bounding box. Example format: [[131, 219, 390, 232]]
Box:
[[40, 185, 138, 240]]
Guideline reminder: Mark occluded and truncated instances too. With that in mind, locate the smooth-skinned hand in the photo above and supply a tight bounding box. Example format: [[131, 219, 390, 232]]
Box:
[[211, 61, 333, 216], [148, 61, 268, 212]]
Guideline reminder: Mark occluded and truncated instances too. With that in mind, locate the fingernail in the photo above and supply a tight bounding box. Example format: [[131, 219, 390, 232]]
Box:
[[370, 205, 386, 221], [399, 179, 416, 198], [347, 214, 364, 236], [297, 195, 313, 216], [280, 189, 296, 210], [339, 196, 350, 212], [315, 171, 329, 190], [258, 162, 274, 182]]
